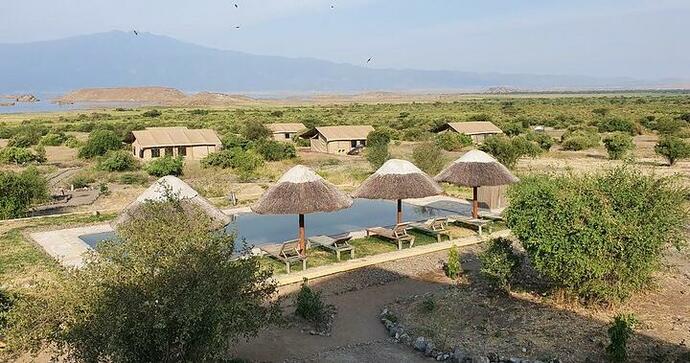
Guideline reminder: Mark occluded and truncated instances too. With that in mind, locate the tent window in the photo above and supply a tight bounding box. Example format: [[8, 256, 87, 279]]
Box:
[[178, 146, 187, 157], [139, 149, 144, 158], [351, 140, 357, 148], [151, 148, 160, 158], [165, 147, 174, 156], [284, 133, 291, 139]]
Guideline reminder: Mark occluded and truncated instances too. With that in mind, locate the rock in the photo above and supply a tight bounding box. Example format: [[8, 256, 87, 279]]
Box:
[[442, 353, 450, 361], [414, 337, 427, 352], [473, 356, 490, 363], [388, 325, 397, 337], [380, 308, 388, 317], [436, 354, 444, 361], [424, 341, 435, 356], [452, 346, 467, 363], [394, 327, 404, 339], [14, 94, 39, 102]]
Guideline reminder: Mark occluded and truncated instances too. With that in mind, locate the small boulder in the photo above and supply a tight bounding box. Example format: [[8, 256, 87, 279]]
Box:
[[424, 341, 435, 356], [452, 346, 467, 363], [414, 337, 427, 352]]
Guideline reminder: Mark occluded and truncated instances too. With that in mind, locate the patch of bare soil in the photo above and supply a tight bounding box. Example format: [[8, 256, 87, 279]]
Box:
[[56, 87, 187, 103], [388, 247, 690, 363]]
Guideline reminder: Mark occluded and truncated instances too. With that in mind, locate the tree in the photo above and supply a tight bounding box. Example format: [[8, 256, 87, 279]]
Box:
[[560, 126, 600, 151], [603, 132, 634, 160], [254, 140, 296, 161], [505, 167, 688, 303], [365, 130, 390, 169], [145, 156, 184, 177], [202, 148, 265, 181], [655, 136, 690, 165], [0, 147, 45, 165], [97, 150, 139, 172], [597, 117, 638, 135], [0, 167, 49, 219], [79, 130, 122, 159], [5, 200, 279, 362], [434, 132, 472, 151], [412, 142, 445, 175], [479, 135, 541, 169], [241, 120, 271, 141]]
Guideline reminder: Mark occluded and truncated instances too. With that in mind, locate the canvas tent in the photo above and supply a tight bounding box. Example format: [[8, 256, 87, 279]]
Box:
[[131, 127, 222, 160], [301, 125, 374, 154], [434, 121, 503, 143], [266, 123, 306, 142]]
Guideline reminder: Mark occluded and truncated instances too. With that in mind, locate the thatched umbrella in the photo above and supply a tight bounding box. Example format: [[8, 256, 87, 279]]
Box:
[[112, 175, 231, 231], [352, 159, 442, 225], [251, 165, 352, 251], [435, 149, 518, 219]]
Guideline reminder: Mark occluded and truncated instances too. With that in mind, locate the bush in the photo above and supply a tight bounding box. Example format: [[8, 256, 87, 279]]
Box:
[[479, 237, 521, 290], [4, 200, 279, 361], [606, 314, 637, 363], [295, 281, 334, 331], [603, 132, 634, 160], [222, 133, 249, 149], [0, 288, 11, 331], [479, 135, 541, 169], [421, 298, 436, 313], [254, 140, 296, 161], [39, 132, 67, 146], [654, 117, 686, 135], [412, 142, 445, 175], [64, 136, 82, 148], [528, 132, 555, 151], [97, 150, 138, 171], [119, 172, 149, 185], [70, 174, 95, 188], [655, 136, 690, 166], [501, 122, 527, 136], [0, 147, 45, 164], [366, 130, 390, 169], [505, 168, 688, 303], [435, 132, 473, 151], [444, 244, 461, 279], [241, 120, 271, 141], [79, 129, 122, 159], [141, 109, 162, 117], [597, 117, 639, 135], [145, 156, 184, 177], [0, 167, 49, 219], [560, 126, 600, 151], [202, 148, 264, 181]]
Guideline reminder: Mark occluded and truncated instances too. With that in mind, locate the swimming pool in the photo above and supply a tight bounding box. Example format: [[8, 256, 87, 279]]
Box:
[[79, 199, 459, 250]]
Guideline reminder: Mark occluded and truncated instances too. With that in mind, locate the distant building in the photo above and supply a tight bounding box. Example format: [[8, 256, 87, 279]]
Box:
[[301, 125, 374, 155], [131, 127, 222, 160], [266, 123, 306, 142], [434, 121, 503, 143]]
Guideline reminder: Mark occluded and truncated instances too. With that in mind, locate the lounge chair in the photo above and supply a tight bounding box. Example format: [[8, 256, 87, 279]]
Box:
[[260, 239, 307, 274], [308, 233, 355, 261], [409, 217, 452, 242], [447, 215, 492, 236], [366, 223, 415, 250]]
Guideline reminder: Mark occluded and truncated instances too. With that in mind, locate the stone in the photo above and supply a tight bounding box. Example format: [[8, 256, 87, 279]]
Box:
[[452, 346, 467, 363], [388, 325, 397, 337], [474, 356, 490, 363], [424, 341, 435, 356], [442, 353, 450, 360], [380, 308, 388, 317], [414, 337, 427, 352]]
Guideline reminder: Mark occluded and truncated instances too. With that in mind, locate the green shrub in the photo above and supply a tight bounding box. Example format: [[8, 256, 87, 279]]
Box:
[[655, 136, 690, 166], [202, 148, 264, 181], [64, 136, 82, 148], [39, 132, 67, 146], [505, 168, 688, 303], [295, 281, 334, 330], [478, 237, 521, 290], [597, 117, 639, 135], [528, 132, 555, 151], [501, 122, 527, 136], [366, 130, 390, 169], [119, 172, 149, 185], [141, 109, 162, 117], [0, 147, 45, 165], [293, 135, 310, 147], [603, 132, 634, 160], [0, 288, 12, 332], [560, 126, 600, 151], [254, 140, 296, 161], [479, 135, 541, 169], [444, 244, 461, 279], [606, 314, 637, 363], [70, 174, 95, 188], [0, 167, 49, 219], [98, 150, 139, 171], [241, 120, 271, 141], [412, 142, 445, 175], [654, 117, 686, 135], [189, 109, 209, 116], [435, 132, 473, 151], [145, 156, 184, 177], [222, 133, 249, 149], [79, 130, 122, 159]]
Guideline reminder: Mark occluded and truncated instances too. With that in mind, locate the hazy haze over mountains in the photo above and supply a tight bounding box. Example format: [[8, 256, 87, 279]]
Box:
[[0, 31, 685, 94]]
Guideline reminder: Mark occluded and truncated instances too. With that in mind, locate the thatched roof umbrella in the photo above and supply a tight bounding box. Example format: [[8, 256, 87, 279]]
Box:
[[435, 149, 518, 219], [352, 159, 443, 225], [251, 165, 353, 252], [111, 175, 231, 231]]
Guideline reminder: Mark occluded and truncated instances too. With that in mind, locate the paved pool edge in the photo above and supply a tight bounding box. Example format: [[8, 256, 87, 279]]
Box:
[[30, 223, 113, 268]]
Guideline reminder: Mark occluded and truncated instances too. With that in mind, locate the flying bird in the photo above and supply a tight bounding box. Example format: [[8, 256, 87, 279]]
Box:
[[234, 26, 240, 29], [234, 3, 238, 8], [133, 29, 139, 36], [330, 5, 334, 8], [366, 57, 373, 64]]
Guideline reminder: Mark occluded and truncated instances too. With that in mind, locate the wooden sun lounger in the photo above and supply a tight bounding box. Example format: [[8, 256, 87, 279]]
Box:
[[366, 222, 415, 250], [447, 215, 493, 236], [308, 233, 355, 261], [260, 239, 307, 274], [409, 217, 452, 242]]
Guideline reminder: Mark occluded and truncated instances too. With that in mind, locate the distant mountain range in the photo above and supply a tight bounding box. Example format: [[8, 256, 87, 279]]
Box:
[[0, 31, 686, 94]]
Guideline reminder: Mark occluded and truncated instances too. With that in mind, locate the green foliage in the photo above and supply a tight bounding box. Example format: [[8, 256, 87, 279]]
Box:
[[444, 245, 461, 279], [606, 314, 638, 363], [365, 130, 391, 169], [69, 174, 95, 188], [222, 133, 249, 149], [97, 150, 139, 172], [597, 117, 639, 135], [64, 136, 82, 148], [435, 132, 473, 151], [145, 156, 184, 177], [505, 168, 688, 303], [119, 172, 149, 185], [295, 280, 334, 331], [79, 129, 122, 159], [479, 135, 541, 169], [603, 132, 634, 160], [592, 107, 611, 117], [6, 125, 47, 147], [39, 132, 67, 146], [254, 140, 296, 161], [561, 126, 601, 151], [412, 142, 445, 175], [141, 109, 162, 117], [0, 288, 12, 333], [5, 200, 278, 362], [528, 132, 555, 151], [241, 120, 271, 141], [0, 167, 49, 219], [0, 147, 46, 165], [501, 121, 528, 136], [653, 117, 686, 135], [202, 148, 264, 181], [655, 136, 690, 166], [479, 237, 521, 290]]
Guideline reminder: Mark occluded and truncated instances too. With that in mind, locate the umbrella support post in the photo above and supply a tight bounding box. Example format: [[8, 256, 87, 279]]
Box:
[[472, 187, 479, 219], [396, 199, 402, 225], [298, 214, 305, 252]]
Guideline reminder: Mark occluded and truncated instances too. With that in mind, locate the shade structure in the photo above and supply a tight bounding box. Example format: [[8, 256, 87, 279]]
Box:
[[435, 150, 518, 218], [251, 165, 353, 251], [111, 175, 232, 231], [352, 159, 443, 224]]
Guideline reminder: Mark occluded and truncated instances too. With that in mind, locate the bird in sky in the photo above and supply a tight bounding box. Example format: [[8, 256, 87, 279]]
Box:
[[234, 4, 238, 8], [132, 29, 139, 36], [330, 5, 334, 9], [366, 57, 373, 64], [234, 26, 240, 29]]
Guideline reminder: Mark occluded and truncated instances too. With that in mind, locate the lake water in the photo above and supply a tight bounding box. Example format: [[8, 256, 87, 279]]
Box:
[[79, 199, 462, 250], [0, 93, 144, 114]]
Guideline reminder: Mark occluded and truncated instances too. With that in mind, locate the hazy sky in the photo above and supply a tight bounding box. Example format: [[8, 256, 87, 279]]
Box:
[[1, 0, 688, 79]]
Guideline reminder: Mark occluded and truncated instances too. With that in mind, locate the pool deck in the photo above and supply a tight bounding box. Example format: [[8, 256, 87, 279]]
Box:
[[28, 195, 502, 269]]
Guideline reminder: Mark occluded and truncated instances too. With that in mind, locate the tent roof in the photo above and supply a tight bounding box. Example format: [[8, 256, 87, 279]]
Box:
[[265, 123, 306, 133], [301, 125, 374, 141], [436, 122, 503, 135], [132, 127, 222, 148]]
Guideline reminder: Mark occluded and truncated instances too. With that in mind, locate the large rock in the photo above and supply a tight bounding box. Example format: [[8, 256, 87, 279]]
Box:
[[414, 337, 427, 352], [424, 341, 435, 356], [14, 94, 39, 102], [452, 346, 467, 363]]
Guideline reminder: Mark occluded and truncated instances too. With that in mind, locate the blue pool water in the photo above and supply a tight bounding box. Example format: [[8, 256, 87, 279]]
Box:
[[79, 199, 463, 250]]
